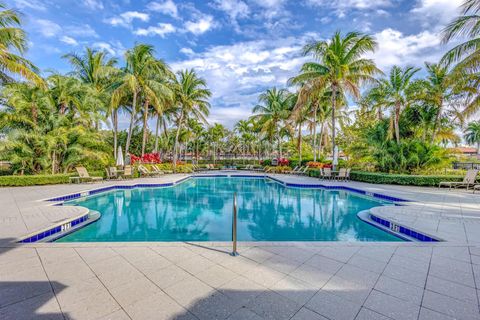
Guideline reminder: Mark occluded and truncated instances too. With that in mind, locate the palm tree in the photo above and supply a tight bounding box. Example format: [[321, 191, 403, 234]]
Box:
[[464, 121, 480, 154], [252, 88, 293, 158], [290, 31, 380, 167], [172, 69, 211, 171], [235, 119, 252, 162], [0, 3, 43, 85], [112, 44, 173, 155], [374, 66, 419, 143]]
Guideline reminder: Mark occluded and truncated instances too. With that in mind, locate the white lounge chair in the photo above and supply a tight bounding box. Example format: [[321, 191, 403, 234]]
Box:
[[439, 169, 478, 190]]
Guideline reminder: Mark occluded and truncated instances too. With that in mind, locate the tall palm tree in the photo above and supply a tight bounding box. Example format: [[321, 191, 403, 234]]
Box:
[[290, 31, 380, 167], [374, 66, 419, 143], [172, 69, 211, 171], [251, 88, 293, 158], [0, 3, 42, 85], [464, 121, 480, 154], [112, 44, 173, 155], [235, 119, 252, 162]]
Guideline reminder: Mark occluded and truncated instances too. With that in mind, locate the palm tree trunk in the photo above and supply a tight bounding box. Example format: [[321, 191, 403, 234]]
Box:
[[113, 108, 118, 160], [141, 99, 150, 156], [125, 91, 137, 154], [331, 85, 337, 170], [154, 113, 160, 153], [173, 112, 184, 172], [297, 123, 302, 163], [313, 104, 318, 162], [394, 101, 401, 144], [431, 101, 443, 145]]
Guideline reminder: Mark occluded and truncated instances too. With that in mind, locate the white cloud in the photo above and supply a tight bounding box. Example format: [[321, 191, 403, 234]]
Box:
[[307, 0, 391, 17], [410, 0, 463, 29], [184, 15, 215, 35], [105, 11, 150, 28], [370, 28, 443, 70], [170, 36, 311, 127], [11, 0, 47, 11], [92, 41, 125, 56], [147, 0, 178, 18], [60, 36, 78, 46], [64, 24, 99, 38], [135, 23, 176, 37], [35, 19, 62, 38], [83, 0, 104, 10], [252, 0, 285, 8], [213, 0, 250, 20]]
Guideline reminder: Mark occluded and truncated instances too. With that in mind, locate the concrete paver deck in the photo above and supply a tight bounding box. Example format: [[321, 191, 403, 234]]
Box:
[[1, 172, 480, 319]]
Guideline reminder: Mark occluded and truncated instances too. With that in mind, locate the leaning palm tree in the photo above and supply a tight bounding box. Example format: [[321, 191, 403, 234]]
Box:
[[464, 121, 480, 154], [0, 3, 43, 85], [290, 31, 380, 166], [172, 69, 211, 171]]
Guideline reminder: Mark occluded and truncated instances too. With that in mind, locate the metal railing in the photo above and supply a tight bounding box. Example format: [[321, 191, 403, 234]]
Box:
[[231, 192, 239, 256]]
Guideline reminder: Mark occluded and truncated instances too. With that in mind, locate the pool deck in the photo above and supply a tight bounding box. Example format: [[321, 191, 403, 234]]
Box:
[[1, 172, 480, 319]]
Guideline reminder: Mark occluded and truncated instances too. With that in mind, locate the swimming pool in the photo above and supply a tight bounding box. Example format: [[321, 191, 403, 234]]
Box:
[[57, 177, 401, 242]]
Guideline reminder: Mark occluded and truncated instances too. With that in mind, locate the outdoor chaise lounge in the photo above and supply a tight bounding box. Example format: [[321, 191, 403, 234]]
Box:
[[75, 166, 103, 182], [138, 165, 158, 177], [296, 167, 309, 175], [439, 169, 478, 190], [286, 166, 300, 174], [321, 167, 333, 180], [122, 165, 133, 178]]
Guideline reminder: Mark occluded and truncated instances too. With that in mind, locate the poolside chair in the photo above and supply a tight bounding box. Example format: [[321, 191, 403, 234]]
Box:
[[439, 169, 478, 190], [264, 166, 272, 173], [336, 168, 347, 181], [138, 165, 157, 177], [150, 165, 165, 175], [322, 167, 332, 180], [75, 166, 103, 182], [122, 165, 133, 179], [105, 168, 111, 180], [287, 166, 299, 174], [296, 166, 309, 176], [109, 167, 120, 179]]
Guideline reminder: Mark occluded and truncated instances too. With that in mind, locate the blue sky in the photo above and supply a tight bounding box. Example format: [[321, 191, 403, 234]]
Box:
[[7, 0, 464, 128]]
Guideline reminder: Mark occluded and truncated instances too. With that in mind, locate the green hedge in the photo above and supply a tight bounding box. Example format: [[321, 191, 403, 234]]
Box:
[[349, 171, 464, 187], [0, 174, 71, 186]]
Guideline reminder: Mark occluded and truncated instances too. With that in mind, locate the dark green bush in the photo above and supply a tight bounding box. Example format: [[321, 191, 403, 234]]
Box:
[[0, 174, 70, 186], [350, 171, 464, 187]]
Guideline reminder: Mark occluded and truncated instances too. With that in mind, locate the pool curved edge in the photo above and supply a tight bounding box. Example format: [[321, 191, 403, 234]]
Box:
[[357, 210, 442, 242]]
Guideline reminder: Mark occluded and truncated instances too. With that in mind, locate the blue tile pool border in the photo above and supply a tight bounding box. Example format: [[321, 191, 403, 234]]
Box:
[[357, 210, 441, 242], [45, 174, 409, 203]]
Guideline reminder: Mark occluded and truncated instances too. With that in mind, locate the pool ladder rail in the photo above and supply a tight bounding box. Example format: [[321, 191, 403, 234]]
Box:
[[231, 192, 239, 257]]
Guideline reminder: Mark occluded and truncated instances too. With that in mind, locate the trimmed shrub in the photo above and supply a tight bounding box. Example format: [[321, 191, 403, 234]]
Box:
[[349, 171, 464, 187], [0, 174, 70, 187]]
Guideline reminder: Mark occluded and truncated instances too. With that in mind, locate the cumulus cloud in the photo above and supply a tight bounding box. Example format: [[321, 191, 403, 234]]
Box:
[[60, 36, 78, 46], [105, 11, 150, 28], [35, 19, 62, 38], [184, 15, 215, 35], [147, 0, 178, 18], [83, 0, 103, 10], [135, 23, 176, 37], [410, 0, 463, 29], [92, 41, 125, 56], [306, 0, 391, 17], [11, 0, 47, 11], [213, 0, 250, 21], [64, 24, 99, 38], [170, 36, 312, 127], [370, 28, 443, 70]]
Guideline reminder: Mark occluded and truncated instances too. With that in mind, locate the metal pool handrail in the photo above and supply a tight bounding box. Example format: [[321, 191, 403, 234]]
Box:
[[231, 192, 239, 256]]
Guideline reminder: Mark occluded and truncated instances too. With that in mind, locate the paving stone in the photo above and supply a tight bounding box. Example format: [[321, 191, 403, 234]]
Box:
[[355, 308, 391, 320], [97, 309, 131, 320], [347, 254, 387, 274], [177, 254, 217, 275], [109, 276, 162, 307], [246, 290, 301, 320], [219, 255, 259, 275], [270, 275, 317, 305], [0, 291, 63, 320], [364, 290, 420, 320], [421, 290, 480, 320], [0, 279, 52, 308], [291, 307, 329, 320], [418, 307, 457, 320], [305, 254, 345, 274], [335, 264, 380, 287], [152, 246, 198, 263], [356, 247, 395, 263], [323, 275, 373, 304], [59, 289, 121, 320], [124, 292, 188, 320], [374, 275, 423, 305], [218, 276, 266, 307], [318, 246, 359, 263], [196, 264, 238, 288], [189, 291, 239, 320], [227, 307, 263, 320], [241, 247, 275, 263], [243, 264, 286, 288], [429, 263, 475, 288], [164, 276, 215, 308], [306, 290, 362, 320], [262, 254, 302, 274], [75, 247, 119, 264], [388, 253, 430, 274], [394, 247, 432, 262], [289, 264, 334, 289], [382, 263, 427, 287], [147, 264, 192, 289], [426, 275, 478, 303]]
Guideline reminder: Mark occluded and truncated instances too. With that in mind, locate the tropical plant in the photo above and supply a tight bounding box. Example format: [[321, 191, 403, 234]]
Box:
[[464, 121, 480, 154]]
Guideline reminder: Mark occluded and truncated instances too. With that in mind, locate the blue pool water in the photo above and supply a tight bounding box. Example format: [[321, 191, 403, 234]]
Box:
[[57, 177, 401, 242]]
